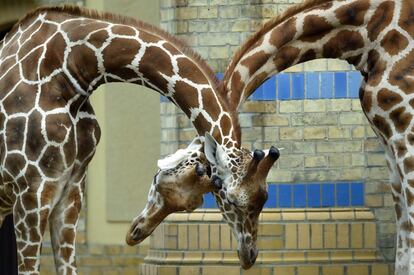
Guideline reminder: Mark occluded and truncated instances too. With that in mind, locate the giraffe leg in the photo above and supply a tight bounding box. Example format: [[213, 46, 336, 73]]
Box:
[[0, 185, 13, 231], [387, 153, 410, 274], [49, 173, 85, 275], [13, 182, 55, 275], [388, 138, 414, 275]]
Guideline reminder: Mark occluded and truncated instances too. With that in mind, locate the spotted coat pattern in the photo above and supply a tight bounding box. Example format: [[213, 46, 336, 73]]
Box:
[[0, 6, 241, 274], [221, 0, 414, 273]]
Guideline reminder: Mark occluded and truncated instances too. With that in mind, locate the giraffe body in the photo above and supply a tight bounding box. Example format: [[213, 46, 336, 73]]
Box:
[[220, 0, 414, 273], [0, 6, 279, 273], [0, 6, 247, 274]]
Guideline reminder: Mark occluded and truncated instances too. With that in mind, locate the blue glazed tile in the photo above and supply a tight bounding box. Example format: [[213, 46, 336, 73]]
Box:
[[250, 87, 264, 100], [336, 183, 350, 207], [292, 73, 305, 99], [278, 184, 292, 207], [293, 184, 307, 207], [334, 72, 347, 98], [261, 76, 277, 100], [351, 182, 364, 206], [203, 192, 217, 208], [307, 184, 321, 207], [320, 72, 334, 99], [306, 72, 320, 99], [160, 95, 169, 102], [321, 183, 335, 207], [277, 74, 291, 100], [216, 73, 224, 80], [348, 71, 362, 98], [265, 184, 277, 208]]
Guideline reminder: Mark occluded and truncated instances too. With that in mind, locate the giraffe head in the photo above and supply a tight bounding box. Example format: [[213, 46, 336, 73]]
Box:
[[126, 139, 213, 245], [204, 133, 279, 269]]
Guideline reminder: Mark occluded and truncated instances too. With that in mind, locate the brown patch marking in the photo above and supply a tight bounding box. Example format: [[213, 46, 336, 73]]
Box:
[[323, 30, 364, 58], [366, 50, 386, 86], [377, 88, 403, 111], [381, 30, 409, 56], [139, 45, 172, 92], [229, 72, 245, 108], [346, 54, 363, 67], [390, 107, 412, 133], [335, 0, 370, 26], [241, 50, 271, 76], [399, 0, 414, 38], [390, 49, 414, 94], [173, 81, 200, 117], [372, 115, 392, 138], [45, 114, 72, 144], [269, 17, 296, 48], [20, 47, 43, 81], [88, 29, 109, 49], [3, 82, 36, 114], [394, 139, 408, 158], [62, 19, 108, 41], [40, 33, 67, 78], [5, 117, 26, 151], [361, 90, 372, 113], [273, 46, 300, 72], [244, 72, 268, 98], [404, 156, 414, 173], [193, 114, 212, 136], [39, 146, 64, 178], [67, 45, 99, 91], [299, 15, 333, 42], [177, 56, 209, 85], [367, 1, 395, 41], [25, 111, 46, 161]]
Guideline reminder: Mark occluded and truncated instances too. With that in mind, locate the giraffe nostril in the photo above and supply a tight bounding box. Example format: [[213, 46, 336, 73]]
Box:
[[250, 248, 258, 263], [132, 228, 142, 241]]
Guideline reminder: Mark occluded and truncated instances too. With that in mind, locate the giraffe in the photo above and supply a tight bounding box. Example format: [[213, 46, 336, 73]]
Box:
[[0, 7, 238, 274], [0, 6, 249, 274], [219, 0, 414, 273]]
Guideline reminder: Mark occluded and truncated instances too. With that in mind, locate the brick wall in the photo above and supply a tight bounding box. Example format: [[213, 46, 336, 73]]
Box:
[[159, 0, 396, 263]]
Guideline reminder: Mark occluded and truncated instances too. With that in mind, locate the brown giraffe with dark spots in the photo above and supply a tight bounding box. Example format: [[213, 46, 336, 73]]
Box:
[[220, 0, 414, 273], [0, 6, 279, 273]]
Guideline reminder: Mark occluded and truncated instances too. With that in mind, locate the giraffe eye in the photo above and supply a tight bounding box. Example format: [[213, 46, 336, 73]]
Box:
[[195, 163, 205, 176], [211, 175, 223, 189]]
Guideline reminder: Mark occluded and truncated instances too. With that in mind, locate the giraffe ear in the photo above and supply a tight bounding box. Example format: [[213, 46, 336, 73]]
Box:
[[204, 132, 228, 170], [157, 150, 188, 170], [157, 142, 202, 170]]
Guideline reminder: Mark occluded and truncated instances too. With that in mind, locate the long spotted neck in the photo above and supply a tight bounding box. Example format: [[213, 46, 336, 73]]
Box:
[[12, 7, 239, 146], [223, 0, 400, 109]]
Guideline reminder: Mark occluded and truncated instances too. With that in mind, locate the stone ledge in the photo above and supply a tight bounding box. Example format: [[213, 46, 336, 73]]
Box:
[[140, 263, 393, 275], [164, 208, 375, 223], [145, 249, 381, 265]]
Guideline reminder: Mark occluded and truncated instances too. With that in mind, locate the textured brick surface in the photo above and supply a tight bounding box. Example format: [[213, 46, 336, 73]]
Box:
[[141, 210, 393, 275], [157, 0, 395, 268]]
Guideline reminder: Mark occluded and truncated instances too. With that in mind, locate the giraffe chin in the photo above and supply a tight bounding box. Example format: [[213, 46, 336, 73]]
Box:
[[125, 225, 153, 246], [237, 245, 258, 270]]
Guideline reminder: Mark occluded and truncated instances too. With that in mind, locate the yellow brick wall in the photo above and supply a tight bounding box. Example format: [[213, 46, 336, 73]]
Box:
[[141, 210, 394, 275]]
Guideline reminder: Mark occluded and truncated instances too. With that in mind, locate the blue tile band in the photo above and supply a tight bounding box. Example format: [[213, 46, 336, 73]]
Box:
[[202, 181, 365, 208], [161, 71, 363, 102]]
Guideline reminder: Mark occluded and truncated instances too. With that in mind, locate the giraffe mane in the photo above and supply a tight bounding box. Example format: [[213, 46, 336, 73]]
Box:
[[11, 5, 242, 146], [221, 0, 333, 89], [11, 5, 221, 92]]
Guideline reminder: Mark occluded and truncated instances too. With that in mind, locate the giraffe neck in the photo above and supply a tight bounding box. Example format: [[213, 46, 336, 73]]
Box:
[[224, 0, 403, 109], [7, 7, 240, 146]]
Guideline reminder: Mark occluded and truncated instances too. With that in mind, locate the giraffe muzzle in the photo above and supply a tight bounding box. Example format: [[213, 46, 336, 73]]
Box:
[[237, 245, 258, 269]]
